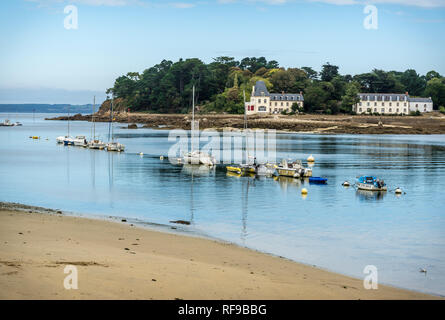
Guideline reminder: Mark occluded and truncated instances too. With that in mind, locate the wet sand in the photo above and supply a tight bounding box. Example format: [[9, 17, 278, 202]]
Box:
[[0, 208, 439, 300]]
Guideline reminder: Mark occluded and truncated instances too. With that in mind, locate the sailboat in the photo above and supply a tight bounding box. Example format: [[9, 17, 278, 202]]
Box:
[[226, 90, 258, 175], [60, 105, 74, 145], [182, 86, 215, 166], [88, 96, 106, 150], [106, 97, 125, 152]]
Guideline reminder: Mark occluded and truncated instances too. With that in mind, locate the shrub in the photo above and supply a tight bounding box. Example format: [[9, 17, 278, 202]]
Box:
[[439, 106, 445, 114]]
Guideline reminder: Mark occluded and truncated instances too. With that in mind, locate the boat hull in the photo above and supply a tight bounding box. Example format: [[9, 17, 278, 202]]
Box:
[[357, 182, 387, 191]]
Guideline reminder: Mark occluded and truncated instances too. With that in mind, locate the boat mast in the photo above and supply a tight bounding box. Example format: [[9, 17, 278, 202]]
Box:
[[243, 90, 248, 163], [191, 85, 195, 152], [92, 96, 96, 140], [67, 104, 70, 137]]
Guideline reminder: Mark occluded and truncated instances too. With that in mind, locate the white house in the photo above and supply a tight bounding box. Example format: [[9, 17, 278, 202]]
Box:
[[409, 97, 433, 113], [353, 93, 433, 115], [245, 81, 304, 115]]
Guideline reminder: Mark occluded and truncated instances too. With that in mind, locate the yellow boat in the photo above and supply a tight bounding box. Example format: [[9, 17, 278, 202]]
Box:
[[226, 165, 256, 175]]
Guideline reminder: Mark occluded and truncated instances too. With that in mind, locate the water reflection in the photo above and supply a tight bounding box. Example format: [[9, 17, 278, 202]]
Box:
[[356, 189, 387, 201]]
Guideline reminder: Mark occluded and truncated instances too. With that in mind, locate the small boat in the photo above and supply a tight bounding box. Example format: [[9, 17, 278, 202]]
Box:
[[183, 150, 215, 165], [73, 135, 88, 147], [0, 119, 15, 127], [277, 159, 312, 178], [63, 137, 74, 146], [15, 122, 22, 126], [105, 96, 126, 152], [183, 86, 214, 166], [309, 177, 327, 184], [88, 139, 106, 150], [106, 141, 125, 152], [255, 163, 277, 176], [56, 135, 69, 144], [356, 176, 387, 191]]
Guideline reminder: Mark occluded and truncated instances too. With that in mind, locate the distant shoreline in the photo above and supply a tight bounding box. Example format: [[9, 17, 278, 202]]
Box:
[[0, 201, 440, 300], [45, 112, 445, 135]]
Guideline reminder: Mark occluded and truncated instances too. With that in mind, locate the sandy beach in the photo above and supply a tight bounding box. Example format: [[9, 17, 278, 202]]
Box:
[[0, 208, 439, 300]]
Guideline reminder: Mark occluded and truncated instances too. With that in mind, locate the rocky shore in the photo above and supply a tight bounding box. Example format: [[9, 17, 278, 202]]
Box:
[[46, 112, 445, 134]]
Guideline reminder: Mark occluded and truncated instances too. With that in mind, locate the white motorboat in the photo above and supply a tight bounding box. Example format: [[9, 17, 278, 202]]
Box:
[[106, 141, 125, 152], [88, 139, 106, 150], [0, 119, 15, 127], [276, 159, 312, 178], [356, 176, 387, 191], [73, 135, 88, 147]]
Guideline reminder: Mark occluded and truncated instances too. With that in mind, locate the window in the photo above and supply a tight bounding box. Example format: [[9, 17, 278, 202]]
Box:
[[281, 102, 283, 106], [367, 102, 370, 106], [258, 106, 267, 112], [396, 108, 399, 113], [286, 102, 289, 106], [389, 108, 392, 113], [381, 108, 385, 113], [374, 102, 377, 106], [359, 108, 362, 112], [382, 102, 385, 106], [404, 103, 407, 106], [275, 102, 277, 106], [374, 108, 377, 112], [264, 99, 267, 103], [404, 108, 407, 113], [397, 102, 399, 106], [389, 102, 392, 106], [359, 102, 362, 106], [367, 108, 371, 113]]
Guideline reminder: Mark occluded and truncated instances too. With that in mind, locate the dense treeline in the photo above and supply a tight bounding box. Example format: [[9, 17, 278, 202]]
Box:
[[106, 57, 445, 114]]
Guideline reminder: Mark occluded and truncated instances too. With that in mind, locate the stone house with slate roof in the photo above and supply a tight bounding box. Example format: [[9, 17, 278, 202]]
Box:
[[245, 81, 304, 115]]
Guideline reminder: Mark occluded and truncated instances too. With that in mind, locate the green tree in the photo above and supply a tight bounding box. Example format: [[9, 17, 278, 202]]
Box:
[[425, 78, 445, 110], [320, 62, 339, 82], [341, 81, 361, 113]]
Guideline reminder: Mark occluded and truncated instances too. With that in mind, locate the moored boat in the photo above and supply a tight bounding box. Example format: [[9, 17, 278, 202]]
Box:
[[309, 176, 328, 184], [73, 135, 88, 147], [88, 139, 106, 150], [106, 141, 125, 152], [276, 159, 312, 178], [356, 176, 387, 191]]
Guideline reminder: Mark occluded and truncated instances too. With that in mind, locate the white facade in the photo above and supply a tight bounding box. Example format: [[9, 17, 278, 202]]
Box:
[[353, 93, 433, 115], [245, 81, 304, 115]]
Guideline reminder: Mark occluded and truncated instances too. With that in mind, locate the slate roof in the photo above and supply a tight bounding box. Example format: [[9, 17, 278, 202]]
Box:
[[253, 81, 304, 101], [409, 97, 433, 103], [358, 93, 408, 102]]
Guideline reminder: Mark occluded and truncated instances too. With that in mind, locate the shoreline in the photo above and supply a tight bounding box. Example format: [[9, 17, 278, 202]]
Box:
[[45, 112, 445, 135], [0, 202, 441, 300]]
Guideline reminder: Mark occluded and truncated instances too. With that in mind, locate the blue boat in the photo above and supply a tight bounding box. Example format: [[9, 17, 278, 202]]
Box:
[[309, 177, 327, 184], [356, 176, 387, 191]]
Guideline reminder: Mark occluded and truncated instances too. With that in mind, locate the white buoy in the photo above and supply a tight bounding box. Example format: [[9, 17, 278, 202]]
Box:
[[160, 155, 164, 160], [342, 181, 350, 187], [139, 152, 144, 156], [307, 154, 315, 162], [395, 187, 403, 194]]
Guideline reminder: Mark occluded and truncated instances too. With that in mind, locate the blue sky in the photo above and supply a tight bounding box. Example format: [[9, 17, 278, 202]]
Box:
[[0, 0, 444, 103]]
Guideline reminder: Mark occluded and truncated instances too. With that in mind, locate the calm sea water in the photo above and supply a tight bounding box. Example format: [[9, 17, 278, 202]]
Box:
[[1, 113, 445, 296]]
